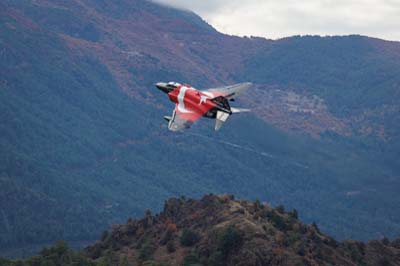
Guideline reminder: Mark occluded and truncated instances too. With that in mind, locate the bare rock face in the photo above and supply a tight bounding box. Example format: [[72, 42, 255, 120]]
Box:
[[85, 194, 400, 266]]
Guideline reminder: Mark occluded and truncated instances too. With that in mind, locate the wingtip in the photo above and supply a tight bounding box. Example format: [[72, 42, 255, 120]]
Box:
[[231, 107, 251, 113]]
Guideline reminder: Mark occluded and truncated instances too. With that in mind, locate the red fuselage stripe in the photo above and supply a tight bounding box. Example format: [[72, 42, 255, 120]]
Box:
[[168, 86, 217, 121]]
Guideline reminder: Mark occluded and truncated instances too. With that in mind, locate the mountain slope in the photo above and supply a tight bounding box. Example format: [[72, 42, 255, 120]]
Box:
[[1, 0, 400, 256], [240, 35, 400, 140]]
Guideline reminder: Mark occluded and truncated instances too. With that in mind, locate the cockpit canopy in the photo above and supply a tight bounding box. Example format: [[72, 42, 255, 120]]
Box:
[[156, 82, 181, 94], [167, 82, 181, 88]]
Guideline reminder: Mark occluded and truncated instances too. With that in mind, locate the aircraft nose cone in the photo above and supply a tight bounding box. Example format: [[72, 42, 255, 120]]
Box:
[[156, 82, 167, 90], [155, 82, 172, 93]]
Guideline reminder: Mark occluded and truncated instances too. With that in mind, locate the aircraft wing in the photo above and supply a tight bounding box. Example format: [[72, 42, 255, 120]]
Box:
[[203, 82, 252, 100], [167, 108, 196, 131]]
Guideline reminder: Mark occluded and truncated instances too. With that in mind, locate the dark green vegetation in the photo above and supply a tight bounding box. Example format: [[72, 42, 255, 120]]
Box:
[[4, 195, 400, 266], [0, 241, 95, 266], [243, 36, 400, 114], [180, 229, 200, 247], [1, 3, 150, 250], [1, 0, 400, 257]]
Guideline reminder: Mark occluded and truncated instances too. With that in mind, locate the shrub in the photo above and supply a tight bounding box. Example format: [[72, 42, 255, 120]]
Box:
[[138, 239, 156, 261], [283, 232, 301, 246], [180, 229, 200, 247], [382, 237, 390, 246], [262, 225, 268, 232], [276, 205, 285, 214], [297, 244, 306, 256], [160, 229, 174, 245], [208, 250, 223, 266], [346, 243, 364, 264], [289, 209, 298, 220], [254, 199, 264, 210], [167, 223, 177, 232], [160, 223, 177, 245], [166, 241, 176, 253], [141, 260, 156, 266], [219, 226, 243, 256], [98, 250, 118, 266], [266, 210, 291, 231], [379, 257, 391, 266], [312, 222, 320, 234], [183, 253, 202, 266], [120, 256, 129, 266]]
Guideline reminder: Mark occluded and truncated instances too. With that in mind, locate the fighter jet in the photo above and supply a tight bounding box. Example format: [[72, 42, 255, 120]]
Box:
[[156, 81, 251, 131]]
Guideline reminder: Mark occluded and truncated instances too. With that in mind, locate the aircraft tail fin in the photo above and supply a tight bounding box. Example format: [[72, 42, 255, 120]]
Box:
[[215, 110, 230, 131]]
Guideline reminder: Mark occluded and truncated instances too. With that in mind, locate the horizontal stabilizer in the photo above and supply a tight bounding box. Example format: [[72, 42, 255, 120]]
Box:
[[231, 107, 251, 113]]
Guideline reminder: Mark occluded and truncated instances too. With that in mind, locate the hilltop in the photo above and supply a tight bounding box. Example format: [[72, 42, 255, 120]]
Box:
[[86, 194, 400, 265], [2, 195, 400, 266]]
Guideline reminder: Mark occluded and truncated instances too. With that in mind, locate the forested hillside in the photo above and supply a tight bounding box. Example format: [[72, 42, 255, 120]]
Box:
[[2, 195, 400, 266], [1, 0, 399, 257]]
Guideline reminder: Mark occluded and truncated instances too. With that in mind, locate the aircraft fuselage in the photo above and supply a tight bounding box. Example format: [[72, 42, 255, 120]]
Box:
[[156, 82, 227, 121]]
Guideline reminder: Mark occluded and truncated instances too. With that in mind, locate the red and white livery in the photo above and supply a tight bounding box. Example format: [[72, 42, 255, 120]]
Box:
[[156, 81, 251, 131]]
